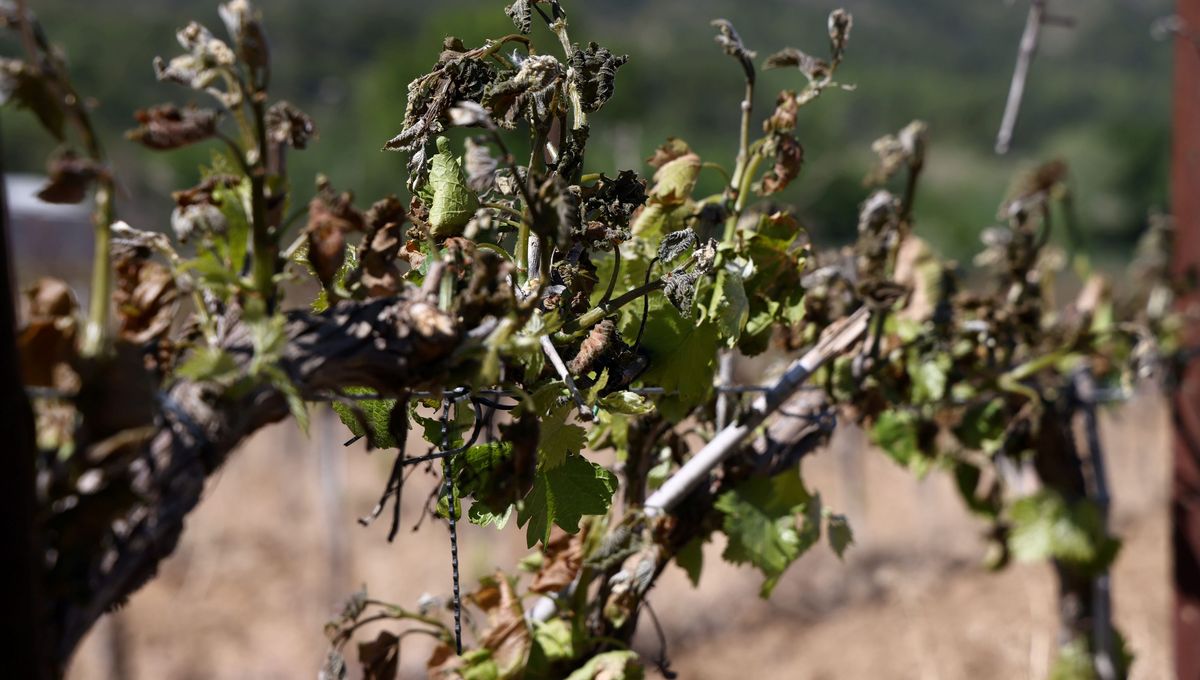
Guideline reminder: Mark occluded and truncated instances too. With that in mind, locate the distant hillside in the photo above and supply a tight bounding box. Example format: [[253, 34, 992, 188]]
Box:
[[1, 0, 1173, 260]]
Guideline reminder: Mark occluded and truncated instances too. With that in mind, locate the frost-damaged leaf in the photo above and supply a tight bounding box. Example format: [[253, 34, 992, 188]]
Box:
[[828, 9, 853, 65], [356, 631, 399, 680], [825, 511, 853, 559], [170, 173, 237, 242], [565, 651, 644, 680], [529, 528, 586, 594], [426, 136, 480, 238], [518, 453, 616, 548], [866, 120, 928, 186], [126, 104, 218, 150], [578, 170, 646, 246], [266, 100, 317, 149], [482, 53, 564, 129], [332, 388, 398, 450], [570, 41, 628, 113], [504, 0, 533, 34], [567, 319, 615, 375], [762, 47, 830, 83], [645, 137, 692, 169], [467, 573, 532, 679], [1008, 490, 1120, 574], [384, 37, 498, 189], [153, 22, 237, 100], [355, 195, 407, 297], [113, 243, 178, 345], [756, 133, 803, 196], [36, 152, 103, 205], [17, 277, 78, 388], [716, 471, 818, 597], [0, 58, 64, 139], [529, 172, 578, 253], [763, 90, 799, 134], [656, 227, 697, 264], [711, 19, 755, 81], [463, 136, 499, 193], [319, 649, 347, 680], [306, 178, 365, 290], [218, 0, 269, 72]]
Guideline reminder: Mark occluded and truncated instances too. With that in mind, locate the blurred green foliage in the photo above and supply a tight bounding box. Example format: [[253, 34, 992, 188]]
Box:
[[1, 0, 1171, 262]]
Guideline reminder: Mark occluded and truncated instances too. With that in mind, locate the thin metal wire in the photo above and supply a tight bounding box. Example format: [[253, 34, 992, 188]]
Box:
[[440, 398, 463, 655]]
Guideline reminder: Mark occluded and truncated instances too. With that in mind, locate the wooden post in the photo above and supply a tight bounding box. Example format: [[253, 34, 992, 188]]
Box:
[[0, 117, 51, 678], [1172, 2, 1200, 677]]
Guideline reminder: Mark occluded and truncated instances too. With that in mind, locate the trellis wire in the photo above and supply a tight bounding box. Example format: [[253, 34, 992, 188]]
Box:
[[439, 398, 464, 655]]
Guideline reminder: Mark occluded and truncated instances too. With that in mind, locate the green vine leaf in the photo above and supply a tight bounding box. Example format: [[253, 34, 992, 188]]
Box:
[[598, 390, 653, 416], [332, 389, 397, 449], [637, 304, 719, 421], [564, 651, 643, 680], [427, 136, 480, 238], [1008, 490, 1120, 574], [518, 453, 616, 548], [716, 471, 819, 597], [537, 402, 587, 471]]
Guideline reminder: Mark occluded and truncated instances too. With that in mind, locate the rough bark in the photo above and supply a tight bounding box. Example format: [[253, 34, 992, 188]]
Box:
[[50, 294, 463, 669]]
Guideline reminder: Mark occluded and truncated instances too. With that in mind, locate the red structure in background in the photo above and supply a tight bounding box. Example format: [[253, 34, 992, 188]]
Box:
[[1174, 2, 1200, 678]]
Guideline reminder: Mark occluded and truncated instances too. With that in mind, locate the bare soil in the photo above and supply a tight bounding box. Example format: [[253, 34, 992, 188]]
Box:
[[68, 393, 1171, 679]]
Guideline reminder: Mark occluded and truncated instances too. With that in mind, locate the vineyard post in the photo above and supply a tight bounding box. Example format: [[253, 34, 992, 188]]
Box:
[[1172, 1, 1200, 676], [0, 119, 52, 680]]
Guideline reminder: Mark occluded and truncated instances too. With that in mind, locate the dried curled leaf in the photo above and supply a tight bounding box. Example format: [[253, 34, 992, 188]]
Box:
[[567, 318, 615, 375], [866, 120, 928, 185], [481, 53, 564, 129], [36, 152, 103, 205], [764, 90, 799, 133], [467, 573, 532, 678], [356, 631, 399, 680], [218, 0, 269, 72], [153, 22, 238, 102], [170, 174, 238, 242], [578, 170, 646, 247], [0, 57, 64, 139], [354, 195, 407, 297], [113, 244, 179, 345], [530, 172, 578, 253], [306, 177, 365, 289], [384, 38, 498, 190], [463, 136, 499, 193], [646, 137, 693, 169], [763, 47, 830, 83], [657, 227, 698, 264], [828, 9, 853, 65], [757, 133, 804, 196], [711, 18, 756, 81], [530, 528, 587, 594], [126, 104, 219, 150], [505, 0, 533, 33], [570, 41, 628, 113], [17, 277, 78, 387], [266, 100, 316, 149]]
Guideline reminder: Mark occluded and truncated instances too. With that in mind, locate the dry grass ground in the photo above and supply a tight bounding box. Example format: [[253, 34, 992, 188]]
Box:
[[68, 393, 1171, 680]]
